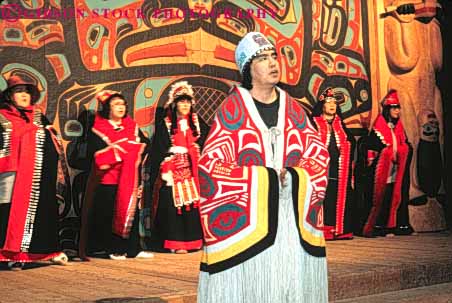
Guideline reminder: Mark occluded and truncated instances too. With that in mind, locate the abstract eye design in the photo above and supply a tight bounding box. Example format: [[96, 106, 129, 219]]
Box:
[[87, 24, 108, 49], [238, 149, 264, 166], [210, 204, 247, 237], [285, 151, 301, 167], [281, 45, 296, 67], [31, 27, 49, 39], [199, 170, 217, 198]]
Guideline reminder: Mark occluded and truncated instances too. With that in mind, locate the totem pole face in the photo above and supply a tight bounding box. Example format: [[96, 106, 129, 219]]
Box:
[[419, 111, 439, 142], [109, 97, 127, 120], [176, 99, 192, 117], [11, 85, 32, 108]]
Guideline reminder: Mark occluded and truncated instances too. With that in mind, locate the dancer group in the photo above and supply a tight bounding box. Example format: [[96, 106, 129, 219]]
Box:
[[1, 31, 415, 303]]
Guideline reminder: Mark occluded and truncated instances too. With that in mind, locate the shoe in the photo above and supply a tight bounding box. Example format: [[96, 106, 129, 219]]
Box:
[[373, 226, 388, 237], [51, 252, 71, 266], [109, 253, 127, 260], [393, 225, 414, 236], [7, 262, 24, 271], [135, 251, 154, 259], [90, 250, 107, 257], [175, 249, 188, 254]]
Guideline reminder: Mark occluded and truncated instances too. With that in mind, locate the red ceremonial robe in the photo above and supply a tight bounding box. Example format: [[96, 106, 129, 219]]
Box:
[[78, 115, 146, 259], [313, 115, 354, 239], [362, 115, 410, 236], [0, 105, 64, 262], [198, 86, 329, 273]]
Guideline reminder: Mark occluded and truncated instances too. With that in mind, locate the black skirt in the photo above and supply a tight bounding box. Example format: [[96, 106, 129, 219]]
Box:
[[87, 184, 141, 257], [149, 185, 203, 251]]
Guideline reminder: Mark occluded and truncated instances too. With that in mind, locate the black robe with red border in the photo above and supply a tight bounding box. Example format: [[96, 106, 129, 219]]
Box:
[[78, 114, 150, 259], [148, 112, 209, 252], [354, 115, 412, 236], [312, 115, 355, 240]]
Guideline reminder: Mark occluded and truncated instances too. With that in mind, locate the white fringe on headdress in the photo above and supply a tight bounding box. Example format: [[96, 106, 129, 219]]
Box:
[[165, 81, 195, 108]]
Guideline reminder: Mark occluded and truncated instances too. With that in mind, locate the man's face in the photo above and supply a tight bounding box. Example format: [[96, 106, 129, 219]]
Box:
[[176, 99, 192, 117], [12, 85, 32, 108], [389, 106, 401, 119], [250, 49, 281, 87], [109, 97, 127, 120], [322, 98, 337, 116]]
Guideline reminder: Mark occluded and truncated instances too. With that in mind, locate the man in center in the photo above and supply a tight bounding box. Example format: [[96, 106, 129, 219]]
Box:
[[197, 32, 330, 302]]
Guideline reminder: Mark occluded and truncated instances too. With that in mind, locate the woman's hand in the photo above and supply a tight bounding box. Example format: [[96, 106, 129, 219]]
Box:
[[99, 164, 111, 170]]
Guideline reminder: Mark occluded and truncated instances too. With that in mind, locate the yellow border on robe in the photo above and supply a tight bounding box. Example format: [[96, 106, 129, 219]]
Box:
[[202, 166, 270, 265], [293, 167, 326, 248]]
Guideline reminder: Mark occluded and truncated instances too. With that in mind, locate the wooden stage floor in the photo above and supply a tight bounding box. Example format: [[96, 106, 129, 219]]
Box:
[[0, 232, 451, 303]]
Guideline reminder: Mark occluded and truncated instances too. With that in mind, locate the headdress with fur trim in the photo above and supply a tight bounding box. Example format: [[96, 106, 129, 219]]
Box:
[[165, 81, 195, 109]]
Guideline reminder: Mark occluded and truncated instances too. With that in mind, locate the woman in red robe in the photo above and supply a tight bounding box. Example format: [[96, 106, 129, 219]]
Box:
[[355, 90, 413, 237], [78, 90, 153, 260], [0, 75, 69, 270], [311, 87, 355, 240]]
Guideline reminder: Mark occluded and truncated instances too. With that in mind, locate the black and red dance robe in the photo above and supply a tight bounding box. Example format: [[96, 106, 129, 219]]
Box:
[[0, 104, 66, 262], [149, 113, 209, 251], [312, 115, 355, 240], [78, 115, 149, 259], [354, 115, 412, 236]]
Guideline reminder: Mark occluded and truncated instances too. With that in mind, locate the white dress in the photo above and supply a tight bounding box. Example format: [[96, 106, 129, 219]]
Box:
[[197, 173, 329, 303]]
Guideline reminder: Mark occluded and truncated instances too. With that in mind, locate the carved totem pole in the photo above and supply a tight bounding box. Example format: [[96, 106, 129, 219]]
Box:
[[383, 0, 446, 231]]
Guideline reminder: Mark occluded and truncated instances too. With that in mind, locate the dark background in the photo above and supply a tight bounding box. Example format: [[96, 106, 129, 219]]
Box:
[[439, 0, 452, 229]]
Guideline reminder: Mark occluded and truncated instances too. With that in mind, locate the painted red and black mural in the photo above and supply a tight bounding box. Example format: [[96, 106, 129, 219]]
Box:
[[0, 0, 372, 252]]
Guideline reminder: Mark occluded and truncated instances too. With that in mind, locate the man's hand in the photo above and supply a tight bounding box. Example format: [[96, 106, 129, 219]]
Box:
[[279, 168, 287, 187]]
